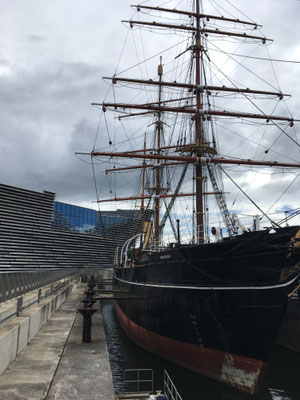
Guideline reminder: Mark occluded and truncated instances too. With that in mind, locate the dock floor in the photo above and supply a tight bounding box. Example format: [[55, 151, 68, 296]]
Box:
[[0, 285, 115, 400]]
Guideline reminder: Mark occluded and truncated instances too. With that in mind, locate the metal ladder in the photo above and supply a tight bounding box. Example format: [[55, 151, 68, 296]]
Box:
[[207, 163, 235, 236]]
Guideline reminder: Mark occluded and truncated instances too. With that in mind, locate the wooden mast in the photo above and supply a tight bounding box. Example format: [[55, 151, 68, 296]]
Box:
[[141, 132, 146, 217], [155, 57, 163, 241], [195, 0, 204, 243], [140, 132, 146, 250]]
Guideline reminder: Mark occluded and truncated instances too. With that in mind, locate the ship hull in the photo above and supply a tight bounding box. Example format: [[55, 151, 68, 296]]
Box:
[[114, 227, 300, 394], [114, 300, 267, 394]]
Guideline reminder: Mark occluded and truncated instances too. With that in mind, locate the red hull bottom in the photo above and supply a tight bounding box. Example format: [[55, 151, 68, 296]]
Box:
[[114, 301, 267, 394]]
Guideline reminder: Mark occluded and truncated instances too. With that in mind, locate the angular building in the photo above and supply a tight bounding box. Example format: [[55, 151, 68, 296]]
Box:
[[0, 183, 149, 271]]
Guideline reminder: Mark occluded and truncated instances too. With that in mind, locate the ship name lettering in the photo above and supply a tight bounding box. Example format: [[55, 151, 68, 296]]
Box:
[[160, 254, 171, 259]]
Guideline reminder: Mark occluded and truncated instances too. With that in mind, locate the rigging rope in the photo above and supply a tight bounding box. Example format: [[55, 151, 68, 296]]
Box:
[[220, 166, 280, 228], [114, 38, 189, 76], [209, 47, 300, 64], [265, 173, 300, 216], [207, 45, 300, 148]]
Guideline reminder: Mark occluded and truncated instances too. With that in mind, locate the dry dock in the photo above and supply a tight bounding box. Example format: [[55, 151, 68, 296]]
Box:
[[0, 284, 115, 400]]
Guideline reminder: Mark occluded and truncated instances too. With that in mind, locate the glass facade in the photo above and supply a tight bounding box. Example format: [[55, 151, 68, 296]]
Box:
[[98, 215, 130, 227], [53, 202, 97, 232], [52, 202, 131, 233]]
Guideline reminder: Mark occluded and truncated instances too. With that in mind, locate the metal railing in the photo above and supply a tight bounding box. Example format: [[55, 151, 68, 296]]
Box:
[[123, 369, 154, 394], [0, 269, 78, 304], [147, 227, 216, 252], [120, 233, 144, 266], [164, 370, 183, 400], [0, 278, 72, 325], [122, 369, 182, 400]]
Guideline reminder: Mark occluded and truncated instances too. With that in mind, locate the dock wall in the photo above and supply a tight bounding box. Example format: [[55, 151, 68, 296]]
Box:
[[0, 276, 79, 376]]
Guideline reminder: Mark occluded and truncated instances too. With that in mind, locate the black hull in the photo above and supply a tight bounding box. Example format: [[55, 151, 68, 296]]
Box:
[[114, 226, 300, 394]]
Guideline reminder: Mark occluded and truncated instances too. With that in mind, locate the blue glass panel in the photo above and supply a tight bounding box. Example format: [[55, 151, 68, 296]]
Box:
[[53, 201, 134, 232]]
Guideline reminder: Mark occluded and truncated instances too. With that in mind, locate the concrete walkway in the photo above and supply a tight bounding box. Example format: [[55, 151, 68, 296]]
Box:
[[0, 285, 115, 400]]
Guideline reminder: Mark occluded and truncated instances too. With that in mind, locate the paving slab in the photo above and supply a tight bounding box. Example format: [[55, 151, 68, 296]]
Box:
[[0, 284, 115, 400], [47, 308, 115, 400]]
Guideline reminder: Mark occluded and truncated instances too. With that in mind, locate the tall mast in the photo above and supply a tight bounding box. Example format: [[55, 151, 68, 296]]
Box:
[[195, 0, 204, 243], [155, 57, 163, 241], [89, 2, 300, 241], [141, 132, 146, 217]]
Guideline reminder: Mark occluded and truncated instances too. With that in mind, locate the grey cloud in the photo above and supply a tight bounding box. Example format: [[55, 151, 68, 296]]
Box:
[[0, 0, 299, 220], [29, 35, 44, 43], [0, 60, 108, 202]]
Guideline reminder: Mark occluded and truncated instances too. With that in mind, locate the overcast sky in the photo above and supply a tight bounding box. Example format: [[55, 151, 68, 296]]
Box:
[[0, 0, 299, 225]]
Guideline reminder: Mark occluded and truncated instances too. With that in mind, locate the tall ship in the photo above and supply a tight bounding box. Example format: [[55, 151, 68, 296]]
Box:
[[87, 0, 300, 394]]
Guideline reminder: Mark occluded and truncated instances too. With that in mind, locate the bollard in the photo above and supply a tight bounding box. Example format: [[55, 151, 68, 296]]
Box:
[[16, 296, 23, 317], [78, 308, 98, 343], [81, 298, 98, 308], [84, 290, 97, 299], [87, 275, 96, 290], [37, 288, 42, 303]]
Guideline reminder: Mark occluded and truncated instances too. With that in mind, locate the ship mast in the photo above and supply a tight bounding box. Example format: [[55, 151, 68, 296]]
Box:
[[194, 0, 204, 243], [87, 1, 300, 243], [155, 57, 163, 242], [141, 132, 146, 217]]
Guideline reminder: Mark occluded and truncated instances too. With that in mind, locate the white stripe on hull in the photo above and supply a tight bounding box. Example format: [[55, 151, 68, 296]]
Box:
[[114, 272, 299, 291]]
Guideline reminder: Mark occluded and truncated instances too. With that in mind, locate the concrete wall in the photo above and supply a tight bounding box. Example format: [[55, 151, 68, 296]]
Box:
[[0, 278, 79, 376], [80, 268, 113, 282]]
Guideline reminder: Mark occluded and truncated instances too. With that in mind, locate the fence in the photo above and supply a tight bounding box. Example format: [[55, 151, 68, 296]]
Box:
[[0, 269, 78, 304], [123, 369, 154, 393]]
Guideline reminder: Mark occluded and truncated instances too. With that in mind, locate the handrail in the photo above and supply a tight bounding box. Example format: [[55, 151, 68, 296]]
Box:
[[163, 370, 183, 400], [120, 237, 132, 265], [0, 269, 78, 304], [0, 277, 73, 325], [123, 368, 153, 393], [123, 233, 144, 266]]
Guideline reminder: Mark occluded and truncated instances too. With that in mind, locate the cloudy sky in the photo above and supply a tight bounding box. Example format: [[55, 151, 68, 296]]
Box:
[[0, 0, 299, 228]]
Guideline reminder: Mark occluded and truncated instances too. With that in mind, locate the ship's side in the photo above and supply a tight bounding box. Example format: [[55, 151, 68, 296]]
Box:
[[84, 0, 300, 394], [113, 227, 300, 394]]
